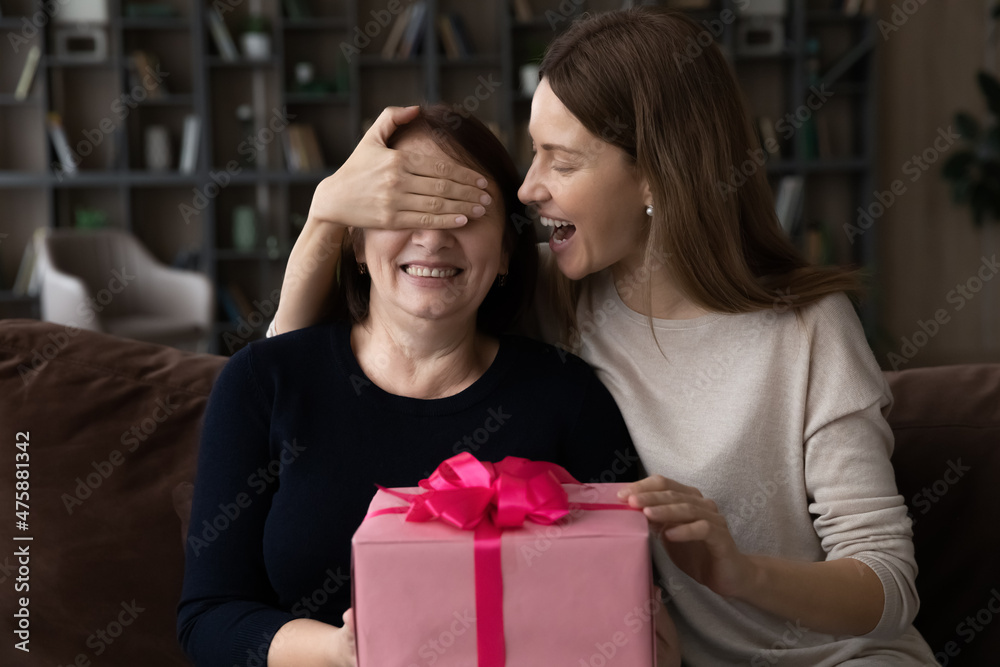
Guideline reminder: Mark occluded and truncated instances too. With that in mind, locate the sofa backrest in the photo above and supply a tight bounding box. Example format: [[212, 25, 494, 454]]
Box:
[[0, 319, 225, 666], [1, 318, 996, 666], [886, 364, 1000, 666]]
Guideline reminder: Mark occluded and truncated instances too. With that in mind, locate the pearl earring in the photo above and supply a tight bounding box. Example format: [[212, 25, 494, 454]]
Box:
[[645, 205, 653, 217]]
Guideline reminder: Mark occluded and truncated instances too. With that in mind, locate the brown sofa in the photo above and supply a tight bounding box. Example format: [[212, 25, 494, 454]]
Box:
[[0, 319, 997, 666]]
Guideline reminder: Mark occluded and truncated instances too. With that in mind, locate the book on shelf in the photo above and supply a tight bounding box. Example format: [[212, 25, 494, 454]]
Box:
[[13, 229, 46, 297], [283, 124, 324, 172], [14, 45, 42, 101], [13, 244, 34, 297], [486, 121, 502, 144], [217, 285, 244, 323], [438, 15, 461, 59], [446, 12, 473, 57], [397, 1, 427, 59], [227, 281, 254, 319], [179, 114, 201, 173], [804, 219, 832, 265], [756, 116, 780, 158], [513, 0, 533, 22], [382, 4, 413, 58], [206, 7, 239, 61], [128, 50, 168, 98], [299, 125, 324, 171], [774, 175, 805, 236], [47, 112, 78, 176], [815, 114, 832, 160], [844, 0, 865, 16]]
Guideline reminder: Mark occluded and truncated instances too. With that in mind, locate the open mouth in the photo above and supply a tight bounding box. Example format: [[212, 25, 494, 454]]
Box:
[[540, 216, 576, 244], [401, 265, 462, 278]]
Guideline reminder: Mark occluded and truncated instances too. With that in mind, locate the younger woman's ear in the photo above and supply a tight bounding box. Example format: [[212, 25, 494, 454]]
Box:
[[640, 178, 653, 210]]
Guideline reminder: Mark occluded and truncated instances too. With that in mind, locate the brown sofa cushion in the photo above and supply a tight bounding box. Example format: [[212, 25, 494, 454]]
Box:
[[0, 319, 225, 667], [886, 364, 1000, 665], [2, 317, 996, 665]]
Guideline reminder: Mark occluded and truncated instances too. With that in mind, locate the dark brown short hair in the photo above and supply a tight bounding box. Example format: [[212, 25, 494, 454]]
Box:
[[337, 104, 537, 335]]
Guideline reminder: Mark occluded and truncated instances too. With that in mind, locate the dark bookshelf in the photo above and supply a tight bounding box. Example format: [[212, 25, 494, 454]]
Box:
[[0, 0, 879, 351]]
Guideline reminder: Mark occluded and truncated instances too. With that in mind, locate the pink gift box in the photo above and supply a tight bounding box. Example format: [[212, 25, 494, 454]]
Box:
[[352, 481, 656, 667]]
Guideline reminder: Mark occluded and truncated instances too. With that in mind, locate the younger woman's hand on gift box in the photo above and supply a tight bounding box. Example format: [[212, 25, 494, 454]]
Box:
[[619, 476, 756, 601]]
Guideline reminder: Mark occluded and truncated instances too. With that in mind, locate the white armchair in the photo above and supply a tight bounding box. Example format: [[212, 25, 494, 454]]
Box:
[[38, 229, 213, 351]]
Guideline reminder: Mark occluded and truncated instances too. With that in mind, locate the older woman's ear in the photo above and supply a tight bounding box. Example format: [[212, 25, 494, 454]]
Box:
[[347, 228, 366, 265]]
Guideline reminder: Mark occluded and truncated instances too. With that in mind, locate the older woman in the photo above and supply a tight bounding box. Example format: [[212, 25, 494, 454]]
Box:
[[176, 107, 642, 667], [267, 7, 936, 666]]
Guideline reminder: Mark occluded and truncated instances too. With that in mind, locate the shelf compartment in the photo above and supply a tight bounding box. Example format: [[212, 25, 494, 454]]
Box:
[[54, 187, 126, 230], [0, 191, 47, 291], [213, 184, 286, 256], [131, 186, 204, 262], [0, 105, 46, 171], [209, 67, 284, 171], [123, 30, 195, 94], [284, 31, 350, 96]]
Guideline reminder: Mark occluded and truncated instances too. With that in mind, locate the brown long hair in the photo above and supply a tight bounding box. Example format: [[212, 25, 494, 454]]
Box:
[[338, 104, 537, 335], [539, 7, 860, 329]]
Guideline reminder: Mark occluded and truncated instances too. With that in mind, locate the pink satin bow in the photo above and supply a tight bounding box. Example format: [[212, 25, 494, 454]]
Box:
[[369, 453, 592, 667], [380, 452, 581, 531]]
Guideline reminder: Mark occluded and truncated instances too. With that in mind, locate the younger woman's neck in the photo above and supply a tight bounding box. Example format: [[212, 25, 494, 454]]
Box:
[[611, 255, 709, 320], [350, 314, 497, 399]]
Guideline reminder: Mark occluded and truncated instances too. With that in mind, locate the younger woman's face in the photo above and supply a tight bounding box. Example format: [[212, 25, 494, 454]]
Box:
[[358, 132, 508, 328], [518, 78, 650, 280]]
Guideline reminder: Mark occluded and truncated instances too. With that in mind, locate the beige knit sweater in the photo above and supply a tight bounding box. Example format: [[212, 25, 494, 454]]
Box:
[[532, 248, 936, 666]]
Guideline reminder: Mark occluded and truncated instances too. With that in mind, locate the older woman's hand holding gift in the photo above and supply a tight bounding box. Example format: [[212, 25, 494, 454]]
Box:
[[267, 610, 355, 667]]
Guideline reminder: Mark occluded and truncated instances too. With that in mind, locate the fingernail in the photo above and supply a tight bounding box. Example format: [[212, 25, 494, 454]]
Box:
[[480, 194, 492, 206], [617, 489, 628, 499], [455, 215, 468, 225], [477, 178, 488, 189], [472, 205, 486, 216]]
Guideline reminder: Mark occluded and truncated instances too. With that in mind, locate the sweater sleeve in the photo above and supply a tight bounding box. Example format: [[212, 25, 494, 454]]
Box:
[[801, 295, 920, 640], [177, 346, 296, 666]]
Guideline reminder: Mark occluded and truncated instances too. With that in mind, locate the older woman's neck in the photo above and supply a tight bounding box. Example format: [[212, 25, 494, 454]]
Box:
[[350, 316, 498, 400]]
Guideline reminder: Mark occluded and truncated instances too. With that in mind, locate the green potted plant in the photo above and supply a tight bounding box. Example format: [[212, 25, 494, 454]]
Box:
[[942, 4, 1000, 225], [240, 15, 272, 60]]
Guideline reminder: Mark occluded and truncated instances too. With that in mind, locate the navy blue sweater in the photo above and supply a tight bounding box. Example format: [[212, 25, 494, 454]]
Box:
[[177, 322, 638, 666]]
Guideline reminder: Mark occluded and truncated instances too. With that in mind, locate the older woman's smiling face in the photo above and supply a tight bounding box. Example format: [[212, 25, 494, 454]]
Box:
[[357, 132, 509, 328]]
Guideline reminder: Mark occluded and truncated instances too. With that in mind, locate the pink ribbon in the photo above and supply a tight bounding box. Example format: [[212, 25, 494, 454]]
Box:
[[368, 453, 630, 667]]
